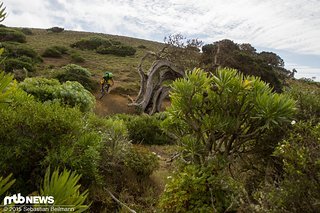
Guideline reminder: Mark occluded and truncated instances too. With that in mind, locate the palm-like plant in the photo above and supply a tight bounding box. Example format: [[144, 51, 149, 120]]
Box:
[[40, 168, 90, 212], [0, 173, 15, 197]]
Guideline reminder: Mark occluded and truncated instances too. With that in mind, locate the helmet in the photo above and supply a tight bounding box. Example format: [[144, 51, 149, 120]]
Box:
[[104, 72, 113, 78]]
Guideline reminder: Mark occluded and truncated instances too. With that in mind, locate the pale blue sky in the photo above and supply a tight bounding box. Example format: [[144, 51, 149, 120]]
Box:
[[3, 0, 320, 80]]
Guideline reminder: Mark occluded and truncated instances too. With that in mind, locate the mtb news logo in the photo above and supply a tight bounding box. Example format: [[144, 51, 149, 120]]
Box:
[[3, 193, 54, 205]]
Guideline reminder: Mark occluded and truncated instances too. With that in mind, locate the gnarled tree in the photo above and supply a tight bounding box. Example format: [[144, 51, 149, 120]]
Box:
[[129, 34, 202, 114]]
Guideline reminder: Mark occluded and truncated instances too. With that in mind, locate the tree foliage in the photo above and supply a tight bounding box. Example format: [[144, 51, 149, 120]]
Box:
[[163, 68, 296, 164]]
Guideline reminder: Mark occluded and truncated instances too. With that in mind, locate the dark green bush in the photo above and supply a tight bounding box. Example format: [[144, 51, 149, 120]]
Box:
[[70, 36, 112, 50], [2, 43, 42, 62], [47, 26, 64, 33], [118, 114, 172, 145], [42, 46, 68, 58], [20, 28, 33, 35], [0, 27, 26, 43], [4, 58, 34, 72], [70, 52, 85, 63], [249, 122, 320, 212], [96, 44, 136, 56], [137, 44, 147, 49], [53, 64, 96, 91], [0, 90, 86, 193]]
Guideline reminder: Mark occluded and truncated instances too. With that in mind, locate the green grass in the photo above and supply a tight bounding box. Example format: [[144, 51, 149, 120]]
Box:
[[15, 28, 164, 94]]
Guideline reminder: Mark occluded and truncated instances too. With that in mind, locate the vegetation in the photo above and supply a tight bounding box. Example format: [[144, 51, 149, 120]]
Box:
[[0, 3, 318, 211], [42, 45, 68, 58], [47, 26, 64, 33], [0, 27, 26, 43]]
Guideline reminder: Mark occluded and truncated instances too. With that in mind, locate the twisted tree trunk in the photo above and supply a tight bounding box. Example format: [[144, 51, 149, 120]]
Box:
[[129, 54, 184, 114]]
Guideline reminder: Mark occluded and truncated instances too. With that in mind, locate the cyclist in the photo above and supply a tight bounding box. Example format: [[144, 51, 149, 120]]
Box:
[[99, 71, 114, 99]]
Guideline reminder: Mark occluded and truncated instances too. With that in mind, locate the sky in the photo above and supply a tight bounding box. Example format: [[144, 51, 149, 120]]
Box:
[[3, 0, 320, 80]]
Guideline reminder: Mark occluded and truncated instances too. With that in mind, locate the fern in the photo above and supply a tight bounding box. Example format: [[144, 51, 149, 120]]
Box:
[[40, 167, 90, 212]]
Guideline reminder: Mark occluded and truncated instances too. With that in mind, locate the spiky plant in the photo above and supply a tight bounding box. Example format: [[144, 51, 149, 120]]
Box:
[[40, 168, 90, 212]]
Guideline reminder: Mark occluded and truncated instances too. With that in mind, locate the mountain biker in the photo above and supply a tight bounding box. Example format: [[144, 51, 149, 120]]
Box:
[[100, 71, 114, 95]]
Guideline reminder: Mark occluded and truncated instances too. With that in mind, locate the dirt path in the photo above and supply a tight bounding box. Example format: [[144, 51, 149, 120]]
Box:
[[94, 92, 135, 117]]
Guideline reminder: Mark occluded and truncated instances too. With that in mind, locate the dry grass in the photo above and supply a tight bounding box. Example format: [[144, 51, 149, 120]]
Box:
[[21, 28, 164, 94]]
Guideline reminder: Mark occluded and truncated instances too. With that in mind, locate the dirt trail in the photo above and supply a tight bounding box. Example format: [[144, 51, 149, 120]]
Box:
[[94, 92, 135, 117]]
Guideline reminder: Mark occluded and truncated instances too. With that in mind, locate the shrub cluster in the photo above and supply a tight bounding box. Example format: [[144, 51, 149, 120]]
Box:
[[20, 28, 33, 35], [42, 45, 68, 58], [71, 36, 136, 57], [46, 26, 64, 33], [1, 43, 42, 73], [53, 64, 96, 91], [116, 113, 172, 145], [70, 52, 85, 63], [0, 27, 26, 43], [19, 77, 95, 112]]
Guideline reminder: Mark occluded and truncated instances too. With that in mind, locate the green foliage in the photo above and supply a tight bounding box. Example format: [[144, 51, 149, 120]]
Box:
[[0, 2, 7, 23], [0, 174, 15, 197], [201, 40, 288, 92], [71, 52, 85, 63], [70, 36, 112, 50], [163, 68, 296, 163], [20, 28, 33, 35], [40, 168, 90, 212], [19, 77, 95, 112], [137, 44, 147, 49], [0, 27, 26, 43], [96, 44, 136, 56], [159, 164, 241, 212], [53, 64, 95, 91], [0, 71, 14, 106], [2, 43, 42, 62], [119, 113, 172, 145], [251, 122, 320, 212], [4, 58, 34, 72], [47, 26, 64, 33], [42, 45, 68, 58], [286, 81, 320, 123]]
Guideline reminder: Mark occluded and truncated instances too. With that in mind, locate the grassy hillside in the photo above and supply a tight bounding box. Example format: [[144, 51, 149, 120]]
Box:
[[16, 27, 165, 95]]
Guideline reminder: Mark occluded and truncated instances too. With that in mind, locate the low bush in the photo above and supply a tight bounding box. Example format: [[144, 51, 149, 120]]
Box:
[[249, 122, 320, 212], [0, 27, 26, 43], [53, 64, 96, 91], [96, 44, 136, 56], [20, 28, 33, 35], [70, 36, 112, 50], [70, 52, 85, 63], [19, 77, 95, 112], [4, 58, 34, 72], [117, 113, 173, 145], [159, 164, 241, 212], [42, 45, 68, 58], [47, 26, 64, 33], [2, 43, 42, 62], [137, 44, 147, 49]]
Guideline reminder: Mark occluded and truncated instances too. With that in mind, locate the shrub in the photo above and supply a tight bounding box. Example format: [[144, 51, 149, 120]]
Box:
[[96, 44, 136, 56], [19, 77, 95, 112], [53, 64, 95, 91], [251, 122, 320, 212], [119, 114, 172, 145], [42, 46, 68, 58], [71, 52, 85, 63], [70, 36, 112, 50], [2, 43, 42, 62], [20, 28, 33, 35], [159, 164, 241, 212], [47, 26, 64, 33], [137, 44, 147, 49], [4, 58, 34, 72], [0, 27, 26, 43]]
